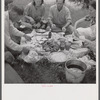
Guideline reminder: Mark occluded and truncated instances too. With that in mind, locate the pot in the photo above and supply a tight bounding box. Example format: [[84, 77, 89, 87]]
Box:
[[65, 60, 87, 83]]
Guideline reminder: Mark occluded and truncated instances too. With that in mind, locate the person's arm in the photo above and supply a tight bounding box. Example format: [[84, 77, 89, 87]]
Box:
[[24, 15, 35, 24], [86, 35, 96, 41], [63, 8, 72, 28], [24, 3, 35, 24], [10, 21, 25, 37], [10, 22, 31, 41], [20, 20, 32, 29], [5, 34, 23, 52], [41, 5, 45, 20], [74, 17, 86, 29], [5, 34, 30, 54], [89, 24, 96, 41], [62, 7, 72, 33], [5, 19, 30, 53], [89, 41, 96, 54], [64, 20, 71, 28], [24, 3, 31, 16], [5, 19, 23, 52], [48, 7, 54, 27]]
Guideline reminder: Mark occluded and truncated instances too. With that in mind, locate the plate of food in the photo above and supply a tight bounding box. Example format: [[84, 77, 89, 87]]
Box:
[[48, 52, 68, 63], [42, 39, 60, 52], [35, 29, 46, 33]]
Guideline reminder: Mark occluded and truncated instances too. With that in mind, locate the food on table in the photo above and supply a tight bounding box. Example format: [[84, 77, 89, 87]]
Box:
[[58, 38, 66, 42], [70, 40, 83, 49], [42, 39, 59, 52], [48, 52, 67, 62], [24, 50, 42, 63], [59, 41, 66, 50], [58, 38, 72, 50], [65, 35, 73, 42]]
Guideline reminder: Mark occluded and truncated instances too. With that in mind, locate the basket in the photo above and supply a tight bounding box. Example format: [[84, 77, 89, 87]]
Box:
[[65, 60, 87, 83]]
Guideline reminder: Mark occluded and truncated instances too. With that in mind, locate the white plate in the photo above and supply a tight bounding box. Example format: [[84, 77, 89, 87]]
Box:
[[48, 52, 67, 63], [36, 29, 46, 33]]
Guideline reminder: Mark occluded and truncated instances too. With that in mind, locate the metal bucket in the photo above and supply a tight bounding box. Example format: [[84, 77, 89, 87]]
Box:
[[65, 60, 87, 83]]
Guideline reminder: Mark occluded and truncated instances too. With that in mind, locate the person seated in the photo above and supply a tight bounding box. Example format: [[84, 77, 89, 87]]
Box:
[[48, 0, 75, 35], [5, 5, 31, 56], [23, 0, 48, 29], [74, 1, 96, 41]]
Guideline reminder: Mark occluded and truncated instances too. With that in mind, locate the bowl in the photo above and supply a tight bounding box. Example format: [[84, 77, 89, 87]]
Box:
[[48, 52, 67, 63]]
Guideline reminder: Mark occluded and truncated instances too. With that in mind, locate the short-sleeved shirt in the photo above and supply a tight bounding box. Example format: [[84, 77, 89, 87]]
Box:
[[48, 5, 71, 27], [24, 2, 45, 22]]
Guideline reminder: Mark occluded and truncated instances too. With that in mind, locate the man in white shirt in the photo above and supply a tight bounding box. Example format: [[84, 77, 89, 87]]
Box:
[[5, 5, 31, 54], [48, 0, 74, 35]]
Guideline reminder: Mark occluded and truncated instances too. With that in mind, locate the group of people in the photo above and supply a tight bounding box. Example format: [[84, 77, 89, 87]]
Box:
[[5, 0, 96, 83]]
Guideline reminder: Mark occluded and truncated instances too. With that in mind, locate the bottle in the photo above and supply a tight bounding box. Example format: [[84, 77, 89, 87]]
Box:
[[65, 42, 71, 50], [60, 41, 66, 50], [48, 30, 52, 38]]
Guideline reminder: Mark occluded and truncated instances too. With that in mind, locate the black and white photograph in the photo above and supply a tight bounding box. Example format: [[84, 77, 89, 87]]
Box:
[[4, 0, 97, 84]]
